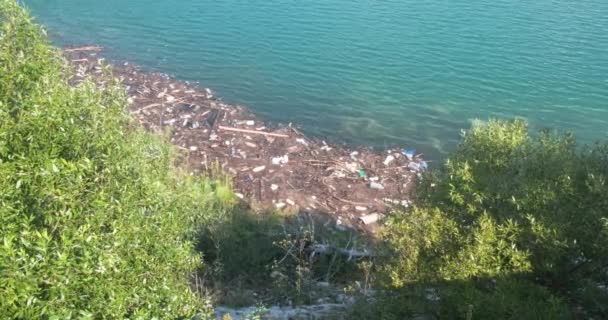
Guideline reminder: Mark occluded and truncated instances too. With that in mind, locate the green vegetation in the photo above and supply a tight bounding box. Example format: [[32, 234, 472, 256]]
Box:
[[354, 120, 608, 319], [2, 1, 607, 319], [0, 1, 236, 318]]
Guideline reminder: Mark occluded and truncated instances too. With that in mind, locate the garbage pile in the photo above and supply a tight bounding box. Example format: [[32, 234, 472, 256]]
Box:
[[64, 47, 428, 233]]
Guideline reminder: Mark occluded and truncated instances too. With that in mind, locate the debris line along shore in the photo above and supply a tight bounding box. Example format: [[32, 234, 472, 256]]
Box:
[[64, 46, 428, 233]]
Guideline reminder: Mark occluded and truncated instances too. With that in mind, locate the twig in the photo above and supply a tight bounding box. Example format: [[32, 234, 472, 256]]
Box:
[[277, 241, 297, 265], [218, 126, 290, 138], [286, 180, 303, 191], [130, 103, 161, 114], [332, 195, 372, 206], [378, 165, 409, 171]]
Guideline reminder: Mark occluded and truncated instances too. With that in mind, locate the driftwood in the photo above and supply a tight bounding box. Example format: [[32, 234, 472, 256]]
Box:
[[311, 244, 374, 261], [131, 103, 161, 115], [219, 126, 290, 138]]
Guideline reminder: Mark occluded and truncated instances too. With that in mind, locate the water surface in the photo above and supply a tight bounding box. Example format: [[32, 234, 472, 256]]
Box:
[[24, 0, 608, 157]]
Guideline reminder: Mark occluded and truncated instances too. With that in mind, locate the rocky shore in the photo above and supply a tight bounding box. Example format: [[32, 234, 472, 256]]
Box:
[[64, 46, 427, 233]]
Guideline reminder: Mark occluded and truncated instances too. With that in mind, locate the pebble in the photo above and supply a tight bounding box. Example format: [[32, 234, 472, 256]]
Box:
[[275, 202, 286, 209], [165, 95, 175, 103], [286, 199, 295, 206], [245, 142, 257, 148]]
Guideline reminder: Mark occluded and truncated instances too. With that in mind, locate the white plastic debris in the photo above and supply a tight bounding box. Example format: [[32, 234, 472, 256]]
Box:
[[271, 155, 289, 165], [383, 155, 395, 166], [245, 120, 255, 126], [408, 161, 428, 172], [355, 206, 367, 211], [253, 166, 266, 173], [370, 182, 385, 190], [275, 202, 286, 209], [345, 162, 359, 173], [234, 193, 244, 199], [245, 142, 257, 148], [270, 184, 279, 191], [359, 213, 380, 225], [189, 146, 198, 151], [296, 138, 309, 146], [286, 199, 295, 206], [165, 95, 175, 103]]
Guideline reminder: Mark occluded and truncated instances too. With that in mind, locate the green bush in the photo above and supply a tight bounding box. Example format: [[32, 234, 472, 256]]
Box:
[[0, 1, 233, 318], [376, 119, 608, 318], [350, 279, 571, 320]]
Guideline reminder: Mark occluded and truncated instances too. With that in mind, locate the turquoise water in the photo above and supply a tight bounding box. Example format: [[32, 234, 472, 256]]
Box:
[[24, 0, 608, 157]]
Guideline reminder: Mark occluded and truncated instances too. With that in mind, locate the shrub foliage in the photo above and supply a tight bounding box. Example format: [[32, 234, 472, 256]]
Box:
[[379, 119, 608, 319], [0, 1, 233, 318]]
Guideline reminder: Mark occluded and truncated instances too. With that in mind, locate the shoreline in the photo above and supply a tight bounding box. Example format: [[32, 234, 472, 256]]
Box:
[[64, 45, 427, 232]]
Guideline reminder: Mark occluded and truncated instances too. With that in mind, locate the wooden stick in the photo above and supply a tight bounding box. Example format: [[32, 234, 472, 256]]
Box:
[[332, 195, 372, 206], [218, 126, 289, 138], [131, 103, 161, 114], [311, 244, 374, 260]]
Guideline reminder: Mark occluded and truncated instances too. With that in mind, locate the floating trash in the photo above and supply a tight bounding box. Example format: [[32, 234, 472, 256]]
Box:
[[402, 149, 416, 160]]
